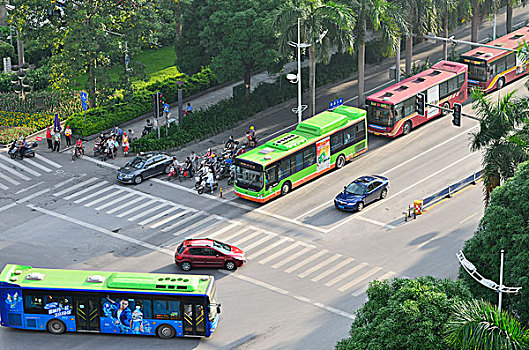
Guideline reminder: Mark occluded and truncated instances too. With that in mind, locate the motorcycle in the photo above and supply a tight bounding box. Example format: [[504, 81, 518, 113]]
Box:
[[72, 146, 84, 161], [93, 136, 107, 157], [217, 161, 231, 180], [9, 141, 38, 159], [102, 145, 117, 161], [195, 174, 218, 195], [168, 164, 183, 182], [141, 124, 153, 137]]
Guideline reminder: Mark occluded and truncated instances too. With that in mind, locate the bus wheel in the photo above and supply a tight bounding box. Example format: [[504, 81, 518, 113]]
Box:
[[47, 319, 66, 334], [402, 121, 412, 135], [281, 182, 291, 196], [156, 325, 176, 339], [336, 154, 346, 169], [497, 77, 505, 90], [442, 102, 450, 116]]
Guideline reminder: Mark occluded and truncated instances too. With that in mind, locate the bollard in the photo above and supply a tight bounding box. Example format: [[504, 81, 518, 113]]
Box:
[[413, 199, 423, 215], [472, 172, 476, 185], [446, 185, 451, 198], [403, 212, 408, 222], [219, 186, 223, 198]]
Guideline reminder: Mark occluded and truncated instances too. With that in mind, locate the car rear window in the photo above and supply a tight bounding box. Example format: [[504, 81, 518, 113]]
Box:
[[177, 244, 185, 254]]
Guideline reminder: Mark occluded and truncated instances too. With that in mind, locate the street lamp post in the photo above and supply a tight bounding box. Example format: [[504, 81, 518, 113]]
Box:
[[286, 18, 310, 125], [457, 250, 521, 311], [175, 80, 185, 125]]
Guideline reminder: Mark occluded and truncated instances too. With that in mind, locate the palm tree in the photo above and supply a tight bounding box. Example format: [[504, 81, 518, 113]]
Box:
[[446, 299, 529, 349], [272, 0, 356, 117], [470, 89, 529, 204], [347, 0, 402, 107], [434, 0, 459, 60], [470, 0, 501, 43], [505, 0, 526, 33]]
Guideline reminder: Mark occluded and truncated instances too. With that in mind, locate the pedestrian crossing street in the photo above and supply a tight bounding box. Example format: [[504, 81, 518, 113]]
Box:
[[56, 178, 399, 297], [0, 153, 62, 191]]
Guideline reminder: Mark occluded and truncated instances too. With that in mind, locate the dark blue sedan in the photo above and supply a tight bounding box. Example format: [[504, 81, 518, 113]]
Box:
[[334, 175, 389, 212]]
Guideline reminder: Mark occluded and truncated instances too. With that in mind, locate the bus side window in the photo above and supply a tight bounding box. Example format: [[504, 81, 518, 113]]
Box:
[[141, 299, 153, 319], [303, 145, 315, 168], [496, 57, 506, 73], [354, 123, 365, 143], [24, 294, 46, 314], [457, 73, 465, 87], [343, 127, 355, 145], [291, 151, 303, 174], [278, 158, 290, 181], [506, 53, 516, 69], [447, 76, 458, 94], [265, 164, 278, 189], [153, 300, 180, 320], [439, 81, 448, 99], [404, 97, 415, 116], [330, 132, 343, 153]]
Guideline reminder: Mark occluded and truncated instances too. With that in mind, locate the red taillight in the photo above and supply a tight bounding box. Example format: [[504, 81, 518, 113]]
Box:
[[176, 255, 183, 260]]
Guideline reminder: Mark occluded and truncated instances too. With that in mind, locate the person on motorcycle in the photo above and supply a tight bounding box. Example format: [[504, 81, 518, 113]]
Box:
[[143, 119, 154, 136], [75, 139, 84, 158], [18, 137, 28, 159], [183, 157, 194, 177], [206, 168, 215, 193], [225, 135, 236, 151], [204, 148, 213, 160], [247, 126, 257, 148], [106, 136, 118, 159]]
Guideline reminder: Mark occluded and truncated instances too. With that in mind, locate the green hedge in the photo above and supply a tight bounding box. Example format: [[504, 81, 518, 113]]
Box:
[[131, 53, 357, 152], [67, 67, 217, 137]]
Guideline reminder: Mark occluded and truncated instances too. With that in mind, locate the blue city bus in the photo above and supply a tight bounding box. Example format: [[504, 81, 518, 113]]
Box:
[[0, 264, 220, 338]]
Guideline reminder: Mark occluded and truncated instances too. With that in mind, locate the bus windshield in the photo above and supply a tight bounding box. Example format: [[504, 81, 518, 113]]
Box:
[[234, 160, 263, 192], [367, 104, 394, 127], [467, 63, 488, 82]]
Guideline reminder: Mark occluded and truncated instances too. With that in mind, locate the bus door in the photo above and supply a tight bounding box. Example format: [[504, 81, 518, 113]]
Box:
[[75, 296, 100, 332], [182, 303, 206, 336]]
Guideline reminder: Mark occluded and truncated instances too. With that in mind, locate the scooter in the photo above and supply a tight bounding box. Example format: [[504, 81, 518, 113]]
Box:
[[168, 164, 183, 182], [195, 175, 218, 195], [72, 146, 84, 161], [9, 141, 38, 159], [227, 165, 235, 186], [217, 161, 231, 180]]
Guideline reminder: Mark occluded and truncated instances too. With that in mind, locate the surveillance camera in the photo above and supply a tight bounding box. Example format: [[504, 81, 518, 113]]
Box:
[[286, 73, 298, 82]]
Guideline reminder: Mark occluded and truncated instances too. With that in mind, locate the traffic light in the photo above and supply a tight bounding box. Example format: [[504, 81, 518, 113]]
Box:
[[452, 103, 462, 127], [152, 93, 157, 115], [11, 63, 30, 100], [415, 93, 425, 116], [158, 93, 164, 117]]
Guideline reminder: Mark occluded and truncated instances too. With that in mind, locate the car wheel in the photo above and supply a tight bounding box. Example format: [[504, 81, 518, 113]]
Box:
[[156, 325, 176, 339], [47, 319, 66, 334], [442, 102, 450, 116], [225, 260, 237, 271], [336, 154, 346, 169], [164, 164, 171, 174], [133, 175, 143, 185], [357, 201, 364, 212], [402, 121, 412, 135], [281, 181, 291, 196], [180, 261, 192, 271], [497, 77, 505, 90], [380, 188, 388, 199]]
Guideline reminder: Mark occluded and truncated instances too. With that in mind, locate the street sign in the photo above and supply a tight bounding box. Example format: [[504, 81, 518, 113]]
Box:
[[81, 92, 88, 111], [329, 98, 343, 110], [164, 103, 169, 113]]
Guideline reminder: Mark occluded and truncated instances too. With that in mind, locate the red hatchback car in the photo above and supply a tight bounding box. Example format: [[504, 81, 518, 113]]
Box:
[[174, 238, 246, 271]]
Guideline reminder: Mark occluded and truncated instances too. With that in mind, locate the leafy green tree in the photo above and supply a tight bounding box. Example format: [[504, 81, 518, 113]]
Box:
[[272, 0, 355, 116], [336, 277, 472, 350], [446, 299, 529, 350], [434, 0, 459, 59], [469, 0, 501, 43]]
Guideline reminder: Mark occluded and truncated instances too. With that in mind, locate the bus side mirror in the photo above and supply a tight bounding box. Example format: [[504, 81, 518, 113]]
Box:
[[217, 304, 222, 314]]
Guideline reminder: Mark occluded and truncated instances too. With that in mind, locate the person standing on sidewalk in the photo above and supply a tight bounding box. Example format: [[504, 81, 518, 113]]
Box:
[[122, 132, 130, 156], [52, 129, 61, 152], [46, 126, 53, 149], [64, 125, 72, 147]]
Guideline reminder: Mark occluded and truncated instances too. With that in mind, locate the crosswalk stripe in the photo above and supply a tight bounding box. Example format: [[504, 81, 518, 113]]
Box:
[[138, 206, 180, 225], [247, 237, 293, 260], [84, 189, 126, 207], [285, 249, 328, 274], [107, 196, 145, 214], [64, 181, 107, 200], [128, 203, 168, 221], [351, 271, 396, 297], [232, 230, 263, 246], [259, 242, 301, 265], [218, 227, 252, 242], [163, 211, 206, 233], [51, 174, 86, 190], [324, 262, 368, 287], [95, 192, 137, 211], [150, 209, 190, 228], [22, 158, 52, 172], [239, 233, 276, 251], [54, 177, 98, 197], [74, 186, 115, 204], [272, 246, 313, 269], [202, 221, 242, 239], [116, 199, 158, 218], [0, 171, 20, 185], [311, 258, 355, 283], [0, 155, 41, 177], [338, 267, 382, 292], [0, 164, 31, 181], [34, 154, 62, 168], [0, 182, 8, 190], [297, 254, 341, 278], [171, 214, 221, 235]]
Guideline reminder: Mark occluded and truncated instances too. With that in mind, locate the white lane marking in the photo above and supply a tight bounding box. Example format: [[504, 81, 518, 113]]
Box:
[[15, 181, 45, 194], [0, 155, 41, 177], [116, 199, 158, 217], [83, 155, 119, 169], [0, 203, 16, 212], [22, 158, 52, 172], [232, 230, 263, 246], [138, 206, 180, 225], [311, 258, 355, 282], [163, 211, 206, 233], [53, 177, 98, 197], [95, 192, 137, 211], [201, 221, 242, 239], [254, 208, 327, 233], [34, 154, 62, 168], [261, 124, 296, 142], [84, 189, 126, 207], [64, 181, 108, 200], [172, 214, 222, 235], [285, 249, 328, 274], [354, 215, 395, 229], [128, 203, 169, 221], [272, 246, 314, 269], [0, 171, 20, 185], [324, 262, 369, 287], [0, 163, 31, 181], [150, 209, 190, 228], [74, 186, 116, 204], [259, 242, 301, 265], [51, 174, 87, 190], [297, 254, 341, 278], [239, 232, 276, 251], [351, 271, 396, 297], [338, 267, 382, 292], [1, 187, 52, 211], [328, 152, 477, 232], [107, 196, 145, 214], [0, 182, 8, 190], [459, 212, 478, 224], [247, 236, 293, 260]]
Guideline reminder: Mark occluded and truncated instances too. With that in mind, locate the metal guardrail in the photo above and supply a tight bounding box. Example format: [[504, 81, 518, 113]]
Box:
[[423, 170, 483, 207]]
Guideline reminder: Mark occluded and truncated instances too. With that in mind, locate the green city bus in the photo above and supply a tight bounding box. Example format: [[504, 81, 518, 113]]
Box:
[[0, 264, 220, 338], [234, 105, 367, 203]]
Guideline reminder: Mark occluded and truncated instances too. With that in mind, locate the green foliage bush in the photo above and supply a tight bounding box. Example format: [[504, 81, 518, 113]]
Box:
[[0, 65, 50, 93]]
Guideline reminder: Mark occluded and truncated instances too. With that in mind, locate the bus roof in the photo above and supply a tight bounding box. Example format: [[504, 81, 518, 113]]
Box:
[[366, 60, 467, 105], [0, 264, 212, 295], [461, 25, 529, 62], [236, 105, 366, 166]]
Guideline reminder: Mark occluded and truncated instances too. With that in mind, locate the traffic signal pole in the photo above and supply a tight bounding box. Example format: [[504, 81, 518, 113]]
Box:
[[423, 102, 480, 121]]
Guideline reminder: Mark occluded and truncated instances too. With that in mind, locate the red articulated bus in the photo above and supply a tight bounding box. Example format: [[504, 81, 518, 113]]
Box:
[[366, 60, 467, 138], [461, 25, 529, 93]]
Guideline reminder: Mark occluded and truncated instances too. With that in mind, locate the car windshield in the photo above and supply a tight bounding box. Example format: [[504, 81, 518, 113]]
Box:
[[213, 240, 232, 252], [345, 182, 366, 195], [128, 157, 146, 169]]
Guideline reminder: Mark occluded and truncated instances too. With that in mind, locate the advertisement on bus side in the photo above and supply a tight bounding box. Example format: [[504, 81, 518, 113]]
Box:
[[316, 136, 331, 172]]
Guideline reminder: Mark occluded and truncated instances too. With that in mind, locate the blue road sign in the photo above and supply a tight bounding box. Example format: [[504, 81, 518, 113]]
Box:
[[163, 103, 170, 113], [81, 92, 87, 102], [82, 101, 87, 111], [329, 98, 344, 110]]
